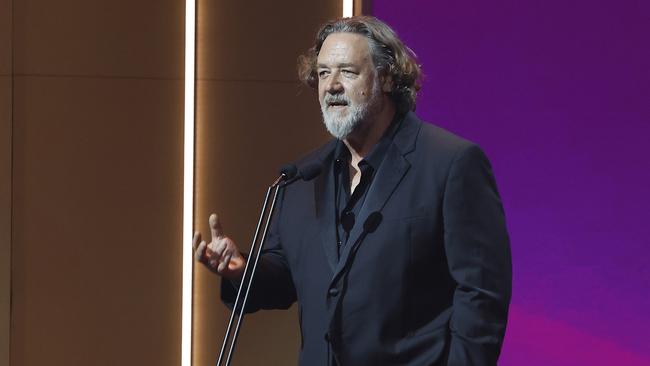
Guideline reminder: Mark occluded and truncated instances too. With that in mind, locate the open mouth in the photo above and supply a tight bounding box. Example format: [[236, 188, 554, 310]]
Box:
[[327, 100, 348, 108]]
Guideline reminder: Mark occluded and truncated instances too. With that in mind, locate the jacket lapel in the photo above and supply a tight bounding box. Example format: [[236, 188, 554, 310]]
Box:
[[314, 142, 339, 272], [330, 143, 410, 283], [314, 112, 422, 279], [328, 112, 421, 285]]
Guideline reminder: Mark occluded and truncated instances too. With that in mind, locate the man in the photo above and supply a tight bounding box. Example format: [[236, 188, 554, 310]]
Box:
[[193, 16, 512, 366]]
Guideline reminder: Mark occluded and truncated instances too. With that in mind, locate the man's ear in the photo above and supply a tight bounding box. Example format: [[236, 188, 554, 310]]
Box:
[[381, 74, 393, 93]]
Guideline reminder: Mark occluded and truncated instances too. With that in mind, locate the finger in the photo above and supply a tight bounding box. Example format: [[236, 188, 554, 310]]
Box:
[[218, 253, 232, 273], [209, 213, 224, 240], [206, 240, 224, 260], [192, 231, 201, 251], [195, 240, 207, 262], [205, 242, 215, 258], [213, 239, 227, 258]]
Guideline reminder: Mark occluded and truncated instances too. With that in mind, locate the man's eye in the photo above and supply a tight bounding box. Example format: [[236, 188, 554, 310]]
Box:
[[342, 70, 357, 76], [318, 70, 329, 78]]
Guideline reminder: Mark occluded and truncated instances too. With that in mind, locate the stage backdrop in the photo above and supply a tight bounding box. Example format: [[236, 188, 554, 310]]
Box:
[[372, 1, 650, 365]]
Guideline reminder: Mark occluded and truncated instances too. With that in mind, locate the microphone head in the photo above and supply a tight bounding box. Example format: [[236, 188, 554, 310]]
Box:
[[279, 164, 298, 180], [298, 163, 322, 181]]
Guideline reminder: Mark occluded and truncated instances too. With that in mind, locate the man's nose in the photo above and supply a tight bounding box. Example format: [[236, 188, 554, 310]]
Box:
[[325, 73, 343, 94]]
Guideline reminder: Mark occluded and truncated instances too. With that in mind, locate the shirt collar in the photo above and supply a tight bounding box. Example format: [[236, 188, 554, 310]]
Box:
[[333, 111, 405, 171]]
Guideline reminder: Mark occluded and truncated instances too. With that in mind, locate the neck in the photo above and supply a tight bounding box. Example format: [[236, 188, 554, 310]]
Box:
[[344, 98, 396, 165]]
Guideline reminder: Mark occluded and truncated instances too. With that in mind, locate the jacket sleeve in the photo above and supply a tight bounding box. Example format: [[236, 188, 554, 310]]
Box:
[[221, 190, 297, 313], [442, 144, 512, 366]]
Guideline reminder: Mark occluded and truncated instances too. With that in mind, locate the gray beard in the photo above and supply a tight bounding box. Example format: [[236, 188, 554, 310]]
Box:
[[321, 103, 365, 140], [320, 83, 382, 140]]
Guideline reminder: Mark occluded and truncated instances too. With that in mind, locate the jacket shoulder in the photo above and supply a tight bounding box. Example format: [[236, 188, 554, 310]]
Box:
[[291, 138, 337, 167], [414, 118, 480, 162]]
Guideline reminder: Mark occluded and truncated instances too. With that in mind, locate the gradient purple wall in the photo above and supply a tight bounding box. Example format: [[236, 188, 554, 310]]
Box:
[[372, 1, 650, 364]]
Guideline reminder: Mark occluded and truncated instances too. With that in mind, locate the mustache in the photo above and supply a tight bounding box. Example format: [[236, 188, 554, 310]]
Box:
[[322, 94, 350, 105]]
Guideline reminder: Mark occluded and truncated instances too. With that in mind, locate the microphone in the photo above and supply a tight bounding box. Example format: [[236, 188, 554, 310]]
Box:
[[271, 164, 298, 188], [299, 163, 322, 181], [281, 162, 322, 186], [279, 164, 298, 180], [218, 161, 322, 366]]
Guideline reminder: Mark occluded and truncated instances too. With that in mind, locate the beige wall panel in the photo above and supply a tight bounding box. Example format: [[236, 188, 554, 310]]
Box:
[[11, 76, 183, 366], [197, 0, 342, 82], [193, 79, 330, 365], [0, 0, 10, 75], [1, 3, 9, 366], [0, 74, 11, 366], [13, 0, 184, 78], [354, 0, 372, 15]]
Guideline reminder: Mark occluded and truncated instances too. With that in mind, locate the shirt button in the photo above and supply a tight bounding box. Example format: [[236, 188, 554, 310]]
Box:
[[328, 288, 339, 297]]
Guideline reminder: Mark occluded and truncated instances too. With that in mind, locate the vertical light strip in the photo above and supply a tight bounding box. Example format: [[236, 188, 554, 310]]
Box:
[[343, 0, 353, 17], [182, 0, 196, 364]]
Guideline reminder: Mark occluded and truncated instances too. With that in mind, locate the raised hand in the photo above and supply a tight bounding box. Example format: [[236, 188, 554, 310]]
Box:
[[193, 213, 246, 280]]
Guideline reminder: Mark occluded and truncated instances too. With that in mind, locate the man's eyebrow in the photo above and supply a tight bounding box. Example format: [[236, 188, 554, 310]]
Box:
[[317, 63, 357, 69]]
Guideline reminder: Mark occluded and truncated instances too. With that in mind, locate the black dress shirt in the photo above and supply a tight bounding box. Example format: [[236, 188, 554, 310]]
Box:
[[333, 115, 402, 259]]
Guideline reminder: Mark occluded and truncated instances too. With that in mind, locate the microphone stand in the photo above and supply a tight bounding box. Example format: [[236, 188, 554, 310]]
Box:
[[216, 173, 287, 366]]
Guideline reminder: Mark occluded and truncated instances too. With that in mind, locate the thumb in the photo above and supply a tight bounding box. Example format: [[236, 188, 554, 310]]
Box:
[[209, 213, 224, 240]]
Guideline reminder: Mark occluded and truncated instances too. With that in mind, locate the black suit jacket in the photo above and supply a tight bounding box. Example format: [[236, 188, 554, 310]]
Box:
[[223, 112, 512, 365]]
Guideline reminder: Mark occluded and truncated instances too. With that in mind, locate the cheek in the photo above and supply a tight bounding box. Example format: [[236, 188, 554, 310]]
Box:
[[353, 87, 370, 101], [355, 80, 374, 97], [318, 84, 326, 99]]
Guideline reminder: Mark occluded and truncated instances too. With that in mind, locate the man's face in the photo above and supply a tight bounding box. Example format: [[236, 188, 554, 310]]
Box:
[[317, 32, 383, 140]]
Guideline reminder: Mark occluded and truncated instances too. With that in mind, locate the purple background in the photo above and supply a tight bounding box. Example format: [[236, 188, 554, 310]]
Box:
[[372, 1, 650, 364]]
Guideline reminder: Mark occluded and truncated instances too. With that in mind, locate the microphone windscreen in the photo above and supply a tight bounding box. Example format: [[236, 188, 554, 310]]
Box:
[[279, 164, 298, 180], [299, 163, 322, 181]]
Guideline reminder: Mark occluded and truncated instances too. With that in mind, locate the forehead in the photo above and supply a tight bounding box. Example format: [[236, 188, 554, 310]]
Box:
[[317, 32, 373, 67]]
